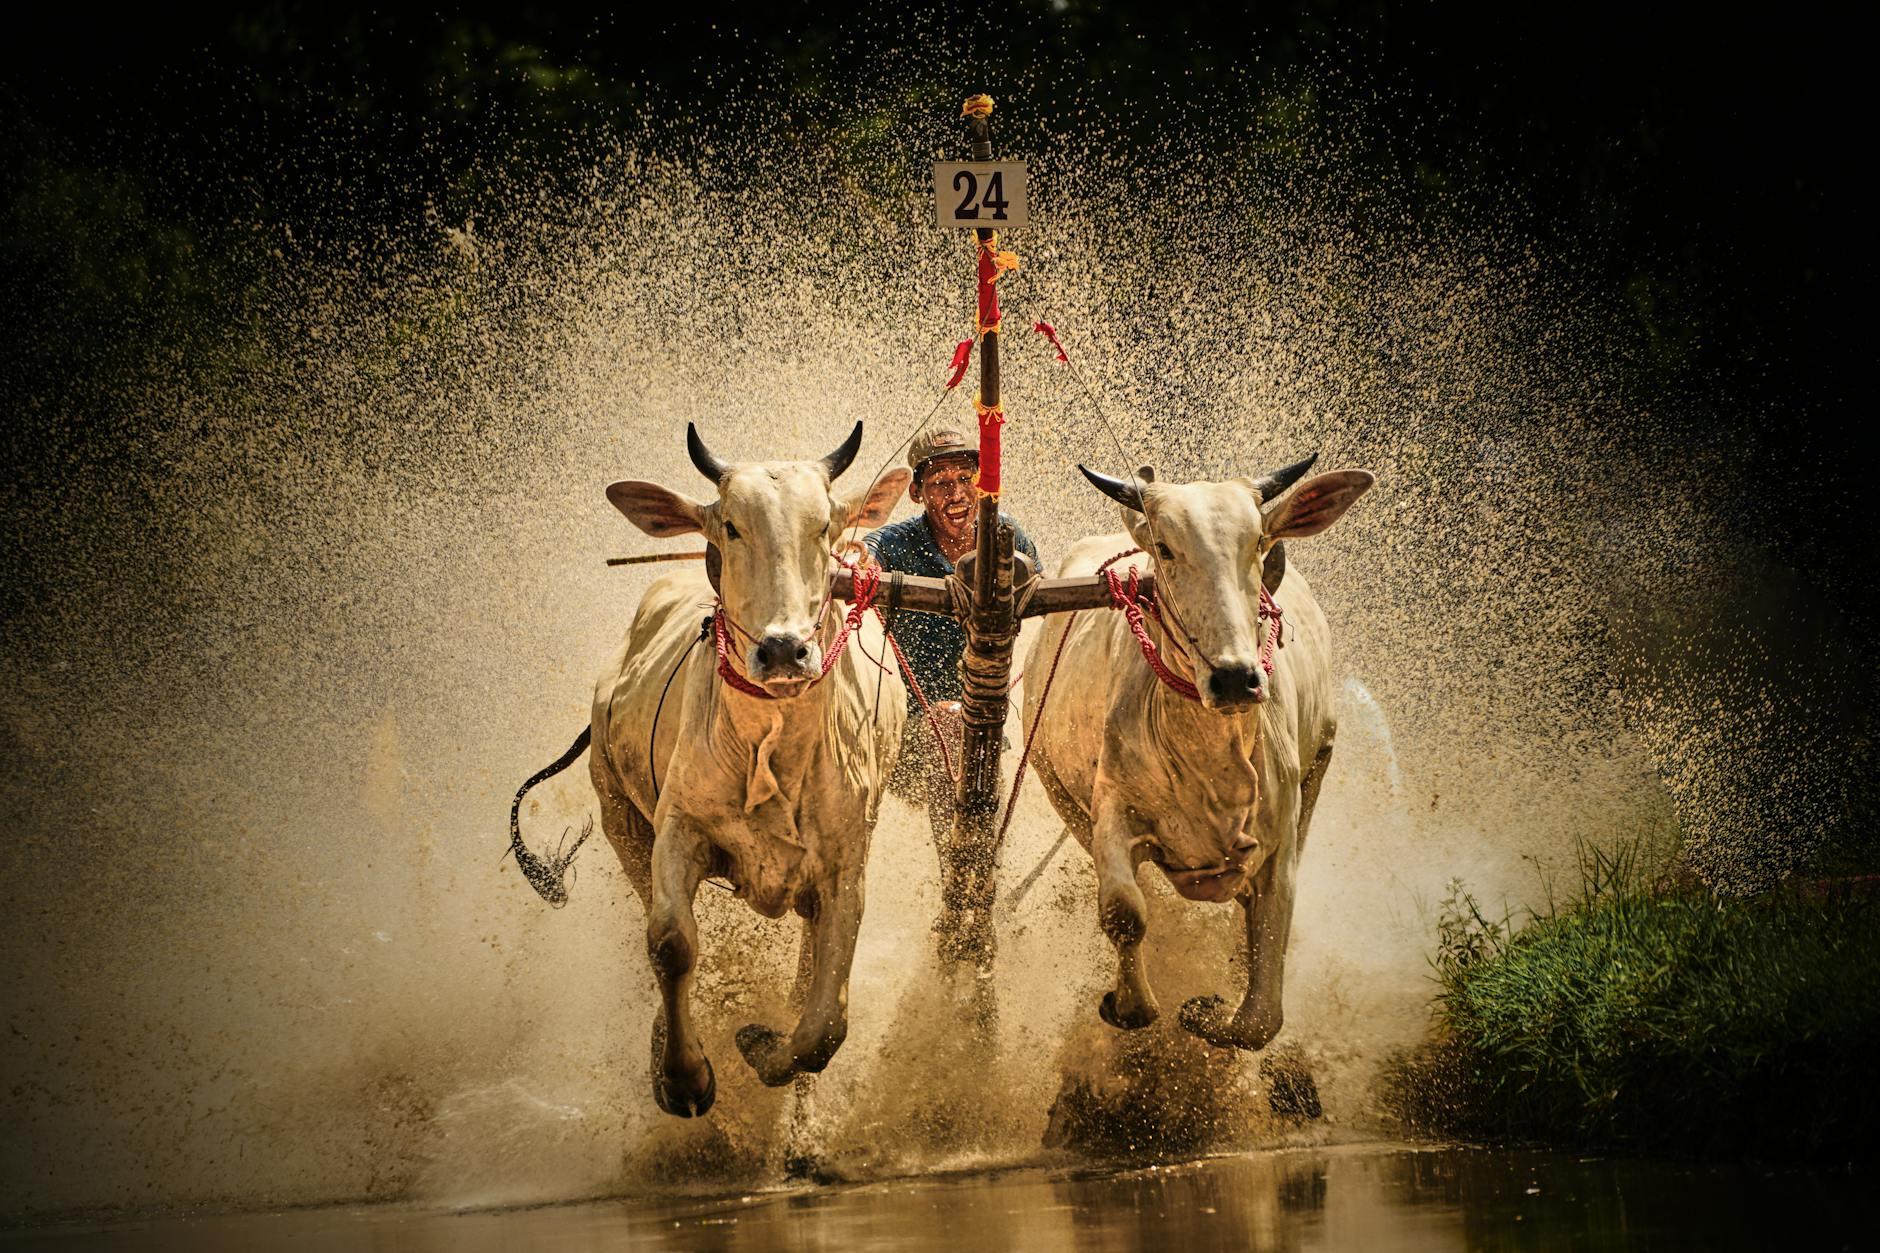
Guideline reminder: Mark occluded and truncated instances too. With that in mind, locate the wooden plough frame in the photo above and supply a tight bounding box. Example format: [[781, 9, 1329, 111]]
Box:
[[827, 99, 1157, 981]]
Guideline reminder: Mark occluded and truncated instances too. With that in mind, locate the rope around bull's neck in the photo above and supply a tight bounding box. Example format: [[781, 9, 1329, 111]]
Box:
[[712, 560, 883, 701], [1097, 548, 1285, 704]]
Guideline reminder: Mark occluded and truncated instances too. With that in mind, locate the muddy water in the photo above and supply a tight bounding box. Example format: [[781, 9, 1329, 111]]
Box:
[[11, 1145, 1873, 1251], [2, 73, 1858, 1222]]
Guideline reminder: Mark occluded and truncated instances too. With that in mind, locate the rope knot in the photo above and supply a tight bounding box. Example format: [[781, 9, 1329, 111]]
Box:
[[1257, 587, 1285, 674]]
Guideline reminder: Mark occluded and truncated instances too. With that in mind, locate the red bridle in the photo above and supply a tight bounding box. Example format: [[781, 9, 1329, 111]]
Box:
[[1097, 549, 1285, 703], [712, 558, 882, 700]]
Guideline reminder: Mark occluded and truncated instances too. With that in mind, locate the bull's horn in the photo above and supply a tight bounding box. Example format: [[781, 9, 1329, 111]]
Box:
[[1250, 452, 1319, 502], [821, 421, 864, 481], [687, 422, 729, 484], [1078, 465, 1145, 512]]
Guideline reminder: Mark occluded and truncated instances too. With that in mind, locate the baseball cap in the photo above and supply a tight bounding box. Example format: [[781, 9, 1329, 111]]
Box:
[[908, 427, 978, 480]]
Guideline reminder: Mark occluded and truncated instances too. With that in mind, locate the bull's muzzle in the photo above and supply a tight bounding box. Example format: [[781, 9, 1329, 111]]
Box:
[[751, 632, 821, 687], [1204, 663, 1266, 709]]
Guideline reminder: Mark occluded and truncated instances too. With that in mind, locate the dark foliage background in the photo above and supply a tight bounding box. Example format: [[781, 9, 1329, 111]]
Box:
[[3, 2, 1868, 768], [5, 1, 1862, 558]]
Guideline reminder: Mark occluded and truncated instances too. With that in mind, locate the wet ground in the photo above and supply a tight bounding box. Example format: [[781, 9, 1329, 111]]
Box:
[[8, 1142, 1874, 1251]]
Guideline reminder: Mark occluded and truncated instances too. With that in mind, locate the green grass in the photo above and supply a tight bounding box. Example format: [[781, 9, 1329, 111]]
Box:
[[1384, 847, 1880, 1161]]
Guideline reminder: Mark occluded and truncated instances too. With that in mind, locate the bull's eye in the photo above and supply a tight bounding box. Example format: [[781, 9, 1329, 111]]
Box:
[[724, 520, 741, 541], [1156, 542, 1174, 560]]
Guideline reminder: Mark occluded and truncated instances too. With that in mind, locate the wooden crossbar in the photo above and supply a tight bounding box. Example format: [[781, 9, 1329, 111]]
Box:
[[829, 566, 1154, 620]]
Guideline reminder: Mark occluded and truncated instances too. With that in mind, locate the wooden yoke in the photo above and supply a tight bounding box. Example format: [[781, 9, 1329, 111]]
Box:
[[829, 569, 1154, 619]]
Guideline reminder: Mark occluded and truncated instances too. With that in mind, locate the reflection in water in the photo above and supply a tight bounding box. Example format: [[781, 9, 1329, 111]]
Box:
[[12, 1144, 1875, 1252]]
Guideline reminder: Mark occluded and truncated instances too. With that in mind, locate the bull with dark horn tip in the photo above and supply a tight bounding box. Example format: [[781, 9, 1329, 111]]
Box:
[[1249, 452, 1319, 502], [1078, 464, 1146, 512], [1079, 453, 1321, 595], [820, 420, 863, 481], [508, 421, 872, 913], [687, 422, 729, 483], [687, 420, 864, 484]]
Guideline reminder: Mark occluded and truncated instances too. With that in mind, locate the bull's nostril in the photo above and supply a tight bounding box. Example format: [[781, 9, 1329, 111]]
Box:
[[1208, 667, 1257, 701], [755, 634, 809, 671]]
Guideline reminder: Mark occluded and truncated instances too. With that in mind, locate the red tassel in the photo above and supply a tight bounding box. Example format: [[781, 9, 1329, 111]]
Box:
[[1033, 320, 1069, 363], [945, 339, 973, 389], [976, 242, 1002, 335]]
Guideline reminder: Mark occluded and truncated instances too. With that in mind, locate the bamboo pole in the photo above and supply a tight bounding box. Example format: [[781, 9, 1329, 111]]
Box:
[[937, 97, 1024, 975]]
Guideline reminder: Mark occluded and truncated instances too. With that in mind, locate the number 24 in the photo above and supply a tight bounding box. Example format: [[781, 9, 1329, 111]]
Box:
[[952, 170, 1010, 221]]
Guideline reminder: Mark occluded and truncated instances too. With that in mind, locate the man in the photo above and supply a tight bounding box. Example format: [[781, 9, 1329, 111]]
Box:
[[864, 427, 1042, 848]]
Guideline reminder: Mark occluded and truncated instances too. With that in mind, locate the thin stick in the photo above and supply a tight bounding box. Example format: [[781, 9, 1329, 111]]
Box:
[[605, 552, 708, 567]]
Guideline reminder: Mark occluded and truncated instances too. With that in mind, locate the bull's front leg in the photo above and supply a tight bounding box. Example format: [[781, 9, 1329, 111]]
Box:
[[647, 818, 715, 1117], [1178, 842, 1295, 1051], [1093, 801, 1158, 1030], [736, 864, 865, 1086]]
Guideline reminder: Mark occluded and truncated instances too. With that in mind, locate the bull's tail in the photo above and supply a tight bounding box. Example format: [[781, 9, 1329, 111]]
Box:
[[506, 726, 594, 907]]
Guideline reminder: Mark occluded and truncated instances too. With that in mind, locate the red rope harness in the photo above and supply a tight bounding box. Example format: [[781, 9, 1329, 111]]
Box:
[[1096, 548, 1286, 703], [1258, 588, 1285, 674], [713, 563, 882, 700], [1104, 564, 1202, 701], [713, 609, 777, 699]]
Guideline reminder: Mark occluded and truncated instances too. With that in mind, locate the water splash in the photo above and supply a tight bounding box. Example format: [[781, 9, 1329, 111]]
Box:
[[0, 69, 1836, 1220], [1340, 678, 1403, 799]]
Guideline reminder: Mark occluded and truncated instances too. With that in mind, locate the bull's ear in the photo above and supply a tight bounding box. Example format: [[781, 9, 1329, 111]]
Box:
[[838, 468, 911, 531], [1261, 470, 1375, 539], [606, 480, 707, 538]]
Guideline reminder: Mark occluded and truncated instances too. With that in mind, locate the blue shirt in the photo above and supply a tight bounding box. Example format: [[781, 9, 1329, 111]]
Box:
[[864, 512, 1042, 714]]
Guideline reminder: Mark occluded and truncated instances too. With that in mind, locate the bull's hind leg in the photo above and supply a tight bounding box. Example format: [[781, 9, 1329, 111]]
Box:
[[1092, 803, 1158, 1030], [737, 860, 866, 1086], [1294, 740, 1334, 858], [646, 818, 715, 1117], [597, 795, 655, 904], [590, 745, 655, 904]]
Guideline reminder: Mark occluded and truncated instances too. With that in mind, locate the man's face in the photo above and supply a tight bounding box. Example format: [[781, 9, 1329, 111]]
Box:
[[914, 455, 978, 547]]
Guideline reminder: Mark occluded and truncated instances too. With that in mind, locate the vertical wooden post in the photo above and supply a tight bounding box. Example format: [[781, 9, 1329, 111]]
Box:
[[938, 96, 1023, 977]]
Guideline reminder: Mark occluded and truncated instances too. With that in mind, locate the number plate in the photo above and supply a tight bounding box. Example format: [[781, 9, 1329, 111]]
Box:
[[933, 161, 1029, 228]]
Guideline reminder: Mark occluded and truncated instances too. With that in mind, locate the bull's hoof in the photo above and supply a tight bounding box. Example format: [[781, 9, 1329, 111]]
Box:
[[653, 1056, 716, 1118], [1177, 994, 1280, 1051], [735, 1023, 796, 1087], [782, 1151, 841, 1185], [1176, 994, 1232, 1045], [1261, 1049, 1323, 1120], [1098, 989, 1158, 1031]]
